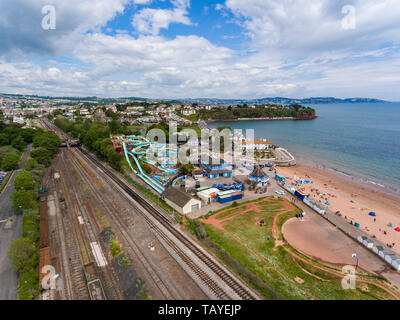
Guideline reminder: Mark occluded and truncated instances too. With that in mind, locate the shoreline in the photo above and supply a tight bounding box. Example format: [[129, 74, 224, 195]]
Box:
[[276, 160, 400, 256], [294, 154, 400, 197], [206, 117, 317, 122]]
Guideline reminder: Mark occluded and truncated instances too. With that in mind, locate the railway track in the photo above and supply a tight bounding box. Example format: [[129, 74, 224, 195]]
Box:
[[43, 119, 259, 300], [58, 149, 123, 300], [69, 148, 180, 299], [77, 147, 258, 300]]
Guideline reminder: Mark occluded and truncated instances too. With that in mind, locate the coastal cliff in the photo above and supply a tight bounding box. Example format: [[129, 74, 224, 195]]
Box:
[[200, 103, 317, 122]]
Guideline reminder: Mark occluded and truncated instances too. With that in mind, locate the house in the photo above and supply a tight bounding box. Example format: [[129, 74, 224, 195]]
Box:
[[200, 156, 232, 179], [162, 187, 202, 215], [240, 139, 272, 151]]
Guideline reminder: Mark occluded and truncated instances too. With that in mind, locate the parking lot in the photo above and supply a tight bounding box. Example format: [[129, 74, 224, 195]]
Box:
[[0, 171, 9, 186]]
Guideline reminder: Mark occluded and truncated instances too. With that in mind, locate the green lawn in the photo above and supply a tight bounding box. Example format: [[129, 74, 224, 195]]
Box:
[[202, 197, 394, 300]]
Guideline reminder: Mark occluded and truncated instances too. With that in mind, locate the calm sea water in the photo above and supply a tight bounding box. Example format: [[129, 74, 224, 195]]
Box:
[[208, 103, 400, 193]]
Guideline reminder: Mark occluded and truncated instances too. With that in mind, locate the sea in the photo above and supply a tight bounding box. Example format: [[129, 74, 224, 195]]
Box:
[[208, 103, 400, 194]]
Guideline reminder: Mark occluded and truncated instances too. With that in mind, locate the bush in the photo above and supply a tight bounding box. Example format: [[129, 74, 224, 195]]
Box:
[[110, 239, 122, 257], [27, 157, 38, 170], [1, 152, 20, 171], [7, 238, 38, 273], [18, 269, 39, 300], [14, 170, 35, 191], [186, 219, 206, 240], [11, 190, 36, 212]]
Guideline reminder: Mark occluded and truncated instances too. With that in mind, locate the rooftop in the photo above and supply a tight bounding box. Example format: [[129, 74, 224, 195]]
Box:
[[162, 187, 194, 207]]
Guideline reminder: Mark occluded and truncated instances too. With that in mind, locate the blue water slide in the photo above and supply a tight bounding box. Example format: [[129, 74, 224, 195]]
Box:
[[122, 142, 164, 193]]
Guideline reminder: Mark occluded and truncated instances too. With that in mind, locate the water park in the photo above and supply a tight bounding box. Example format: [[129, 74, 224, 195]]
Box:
[[112, 135, 180, 194]]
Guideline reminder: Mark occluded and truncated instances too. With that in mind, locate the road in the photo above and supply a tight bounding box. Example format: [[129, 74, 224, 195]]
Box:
[[0, 145, 32, 300]]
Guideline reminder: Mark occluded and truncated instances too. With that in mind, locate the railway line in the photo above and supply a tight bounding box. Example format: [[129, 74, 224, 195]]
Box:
[[58, 149, 121, 300], [42, 119, 259, 300], [68, 148, 181, 299]]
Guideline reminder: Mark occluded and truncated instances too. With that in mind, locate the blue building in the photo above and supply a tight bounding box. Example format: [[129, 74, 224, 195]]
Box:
[[200, 157, 233, 179], [249, 167, 270, 187]]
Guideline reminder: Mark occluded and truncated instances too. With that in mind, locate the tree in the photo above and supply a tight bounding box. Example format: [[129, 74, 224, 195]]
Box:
[[14, 170, 35, 191], [27, 157, 38, 170], [108, 120, 122, 134], [20, 128, 37, 143], [11, 136, 27, 151], [1, 152, 20, 171], [0, 133, 9, 146], [32, 132, 60, 155], [30, 147, 52, 166], [178, 163, 194, 175], [11, 190, 36, 212], [8, 238, 38, 273]]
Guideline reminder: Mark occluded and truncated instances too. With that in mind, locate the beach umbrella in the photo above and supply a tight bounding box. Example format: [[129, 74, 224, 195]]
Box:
[[325, 201, 331, 206], [395, 228, 400, 232], [389, 223, 394, 228], [369, 212, 376, 217]]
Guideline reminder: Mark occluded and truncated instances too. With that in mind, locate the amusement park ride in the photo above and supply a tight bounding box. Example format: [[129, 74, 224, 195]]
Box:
[[112, 135, 180, 194]]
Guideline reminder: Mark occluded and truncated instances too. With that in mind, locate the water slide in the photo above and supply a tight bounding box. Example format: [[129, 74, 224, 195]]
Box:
[[122, 141, 165, 194]]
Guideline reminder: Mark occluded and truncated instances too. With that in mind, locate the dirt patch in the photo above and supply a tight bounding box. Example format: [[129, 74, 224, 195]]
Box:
[[282, 216, 387, 274]]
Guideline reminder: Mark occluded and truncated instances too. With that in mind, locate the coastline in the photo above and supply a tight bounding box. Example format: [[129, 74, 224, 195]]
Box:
[[206, 116, 317, 122], [276, 159, 400, 255]]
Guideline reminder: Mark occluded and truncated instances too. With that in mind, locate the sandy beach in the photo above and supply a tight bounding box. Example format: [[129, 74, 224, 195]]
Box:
[[276, 162, 400, 256]]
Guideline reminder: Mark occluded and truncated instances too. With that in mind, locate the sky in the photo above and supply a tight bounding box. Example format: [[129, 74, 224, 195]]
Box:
[[0, 0, 400, 100]]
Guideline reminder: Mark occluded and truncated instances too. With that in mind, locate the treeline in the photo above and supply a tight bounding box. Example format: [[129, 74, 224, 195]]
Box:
[[1, 122, 61, 300], [53, 118, 127, 171], [0, 123, 37, 171], [197, 104, 316, 121]]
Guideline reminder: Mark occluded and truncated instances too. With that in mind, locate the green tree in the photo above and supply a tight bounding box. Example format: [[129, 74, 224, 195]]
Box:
[[11, 136, 27, 151], [108, 120, 122, 134], [14, 171, 35, 191], [11, 190, 36, 211], [178, 163, 194, 175], [20, 128, 37, 143], [1, 152, 20, 171], [0, 133, 9, 146], [27, 157, 38, 170], [32, 132, 60, 155], [30, 147, 52, 166], [8, 238, 39, 273]]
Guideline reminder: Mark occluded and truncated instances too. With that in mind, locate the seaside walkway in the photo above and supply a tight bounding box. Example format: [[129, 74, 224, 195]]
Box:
[[279, 184, 400, 286], [274, 148, 296, 167]]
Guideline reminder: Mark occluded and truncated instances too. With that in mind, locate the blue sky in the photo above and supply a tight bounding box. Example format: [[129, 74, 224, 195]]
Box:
[[0, 0, 400, 100]]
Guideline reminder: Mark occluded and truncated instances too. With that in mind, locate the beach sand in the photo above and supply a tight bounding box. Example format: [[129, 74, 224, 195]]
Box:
[[276, 162, 400, 255]]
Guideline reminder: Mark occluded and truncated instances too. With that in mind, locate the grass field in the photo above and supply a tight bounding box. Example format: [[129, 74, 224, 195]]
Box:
[[200, 196, 398, 300]]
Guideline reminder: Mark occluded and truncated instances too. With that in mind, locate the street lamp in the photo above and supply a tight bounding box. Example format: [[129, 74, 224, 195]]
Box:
[[352, 253, 359, 270]]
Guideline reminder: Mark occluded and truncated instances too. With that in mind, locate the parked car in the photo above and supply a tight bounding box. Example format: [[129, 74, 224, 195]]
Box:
[[275, 190, 285, 195]]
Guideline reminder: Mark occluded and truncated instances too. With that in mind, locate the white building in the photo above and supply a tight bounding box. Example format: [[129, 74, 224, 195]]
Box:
[[162, 188, 202, 215]]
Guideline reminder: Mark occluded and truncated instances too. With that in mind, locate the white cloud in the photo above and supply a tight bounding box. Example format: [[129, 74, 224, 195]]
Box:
[[0, 0, 129, 56], [132, 0, 192, 35], [1, 0, 400, 100], [225, 0, 400, 53]]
